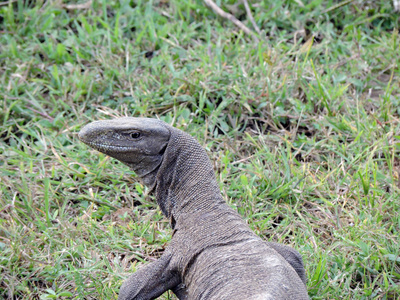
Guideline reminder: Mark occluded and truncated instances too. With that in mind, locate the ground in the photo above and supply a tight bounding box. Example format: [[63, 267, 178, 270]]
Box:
[[0, 0, 400, 299]]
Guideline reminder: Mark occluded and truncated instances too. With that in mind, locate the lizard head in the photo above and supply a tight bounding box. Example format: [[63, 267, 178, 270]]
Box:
[[79, 117, 222, 220], [78, 117, 170, 186]]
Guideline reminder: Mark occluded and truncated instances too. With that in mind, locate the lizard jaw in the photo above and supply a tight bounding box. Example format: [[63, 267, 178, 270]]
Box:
[[79, 139, 139, 154]]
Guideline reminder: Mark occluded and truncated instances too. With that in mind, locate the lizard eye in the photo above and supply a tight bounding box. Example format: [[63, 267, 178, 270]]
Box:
[[130, 132, 141, 139]]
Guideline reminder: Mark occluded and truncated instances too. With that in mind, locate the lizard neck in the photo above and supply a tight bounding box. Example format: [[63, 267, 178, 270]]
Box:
[[153, 127, 225, 226]]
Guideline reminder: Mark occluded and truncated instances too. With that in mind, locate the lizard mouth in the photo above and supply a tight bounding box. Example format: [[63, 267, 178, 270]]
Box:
[[81, 140, 137, 153]]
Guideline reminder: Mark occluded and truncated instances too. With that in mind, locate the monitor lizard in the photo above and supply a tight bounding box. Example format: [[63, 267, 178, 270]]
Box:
[[79, 117, 308, 300]]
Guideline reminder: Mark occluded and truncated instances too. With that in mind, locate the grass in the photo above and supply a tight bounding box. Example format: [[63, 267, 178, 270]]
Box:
[[1, 0, 399, 299]]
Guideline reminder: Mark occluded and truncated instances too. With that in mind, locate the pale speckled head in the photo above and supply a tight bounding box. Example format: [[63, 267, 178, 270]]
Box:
[[78, 117, 171, 185]]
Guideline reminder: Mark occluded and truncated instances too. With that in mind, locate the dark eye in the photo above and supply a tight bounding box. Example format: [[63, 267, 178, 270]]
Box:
[[130, 132, 141, 139]]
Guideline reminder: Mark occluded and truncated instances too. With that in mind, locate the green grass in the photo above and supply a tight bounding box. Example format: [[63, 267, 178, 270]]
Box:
[[1, 0, 400, 299]]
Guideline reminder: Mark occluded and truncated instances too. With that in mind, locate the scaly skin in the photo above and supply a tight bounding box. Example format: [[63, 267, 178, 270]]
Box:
[[79, 117, 308, 300]]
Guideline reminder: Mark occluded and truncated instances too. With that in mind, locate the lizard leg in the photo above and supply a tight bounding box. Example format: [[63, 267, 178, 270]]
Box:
[[171, 283, 188, 300], [266, 241, 307, 285], [118, 252, 181, 300]]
